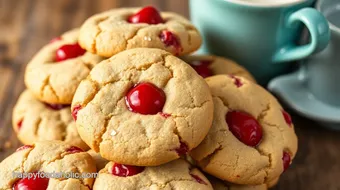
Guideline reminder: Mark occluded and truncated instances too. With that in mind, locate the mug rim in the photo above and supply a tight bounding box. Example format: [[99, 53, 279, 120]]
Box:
[[220, 0, 311, 8], [316, 0, 340, 33]]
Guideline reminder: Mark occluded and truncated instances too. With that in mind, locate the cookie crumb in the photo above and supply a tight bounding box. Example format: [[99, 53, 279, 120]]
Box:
[[111, 130, 117, 137]]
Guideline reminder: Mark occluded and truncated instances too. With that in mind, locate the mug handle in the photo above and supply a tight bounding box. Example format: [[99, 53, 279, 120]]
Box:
[[272, 8, 330, 63]]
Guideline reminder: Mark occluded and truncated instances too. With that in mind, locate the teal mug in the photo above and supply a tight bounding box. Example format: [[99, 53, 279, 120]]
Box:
[[189, 0, 330, 84]]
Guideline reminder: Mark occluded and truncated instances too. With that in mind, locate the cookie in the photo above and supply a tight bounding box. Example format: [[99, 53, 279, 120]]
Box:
[[181, 55, 256, 82], [0, 141, 96, 189], [25, 28, 104, 104], [190, 75, 298, 185], [93, 159, 213, 190], [88, 150, 109, 171], [12, 90, 89, 150], [208, 175, 267, 190], [71, 48, 213, 166], [79, 6, 201, 57]]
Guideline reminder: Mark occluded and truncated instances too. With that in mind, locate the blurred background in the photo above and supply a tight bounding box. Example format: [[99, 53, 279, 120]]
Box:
[[0, 1, 339, 190]]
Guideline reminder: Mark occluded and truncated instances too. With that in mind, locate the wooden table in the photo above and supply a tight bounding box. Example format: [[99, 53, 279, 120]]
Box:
[[0, 0, 339, 189]]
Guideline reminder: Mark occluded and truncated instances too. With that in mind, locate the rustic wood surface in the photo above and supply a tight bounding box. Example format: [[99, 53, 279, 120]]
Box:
[[0, 0, 339, 189]]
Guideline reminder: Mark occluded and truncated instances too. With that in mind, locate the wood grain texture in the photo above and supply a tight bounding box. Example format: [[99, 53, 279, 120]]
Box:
[[0, 0, 339, 189]]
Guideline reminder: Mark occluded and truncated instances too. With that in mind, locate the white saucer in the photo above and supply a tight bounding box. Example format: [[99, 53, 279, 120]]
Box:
[[268, 71, 340, 130]]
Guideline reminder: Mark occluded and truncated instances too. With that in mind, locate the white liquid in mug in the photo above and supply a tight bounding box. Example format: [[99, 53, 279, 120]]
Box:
[[227, 0, 306, 6]]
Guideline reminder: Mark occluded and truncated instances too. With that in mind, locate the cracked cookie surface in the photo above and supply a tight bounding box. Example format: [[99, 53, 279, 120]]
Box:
[[180, 55, 256, 82], [25, 28, 104, 104], [93, 159, 213, 190], [78, 7, 201, 57], [12, 90, 89, 150], [190, 75, 298, 185], [71, 48, 213, 166], [0, 141, 96, 190]]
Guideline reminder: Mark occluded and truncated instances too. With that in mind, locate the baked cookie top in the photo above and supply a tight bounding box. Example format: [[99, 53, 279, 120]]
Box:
[[71, 48, 213, 166], [12, 90, 89, 150], [0, 141, 96, 190], [25, 28, 104, 104], [190, 75, 298, 185], [78, 6, 201, 57], [181, 55, 256, 82], [208, 175, 267, 190], [93, 159, 213, 190]]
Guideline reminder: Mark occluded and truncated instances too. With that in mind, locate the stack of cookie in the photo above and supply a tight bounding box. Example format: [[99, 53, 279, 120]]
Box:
[[0, 6, 298, 190]]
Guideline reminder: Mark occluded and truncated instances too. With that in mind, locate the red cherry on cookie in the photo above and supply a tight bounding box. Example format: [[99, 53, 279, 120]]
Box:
[[190, 60, 213, 78], [175, 142, 189, 156], [111, 163, 144, 177], [13, 173, 49, 190], [159, 30, 182, 55], [55, 43, 86, 62], [16, 145, 33, 152], [17, 119, 23, 130], [128, 6, 164, 24], [282, 110, 292, 127], [44, 103, 68, 110], [72, 105, 82, 121], [190, 174, 207, 185], [226, 111, 263, 147], [126, 82, 166, 115], [229, 75, 243, 87], [282, 151, 291, 172], [66, 146, 83, 154]]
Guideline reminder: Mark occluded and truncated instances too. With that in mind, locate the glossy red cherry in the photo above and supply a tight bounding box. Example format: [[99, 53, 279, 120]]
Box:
[[159, 30, 182, 55], [13, 173, 49, 190], [17, 119, 23, 130], [190, 60, 213, 78], [44, 103, 68, 110], [66, 146, 83, 154], [282, 110, 292, 127], [229, 75, 243, 87], [226, 111, 263, 147], [175, 141, 189, 156], [128, 6, 164, 24], [282, 151, 291, 172], [111, 163, 144, 177], [190, 174, 207, 185], [126, 82, 166, 115], [16, 145, 33, 152], [72, 105, 82, 121], [50, 37, 61, 43], [55, 43, 86, 62]]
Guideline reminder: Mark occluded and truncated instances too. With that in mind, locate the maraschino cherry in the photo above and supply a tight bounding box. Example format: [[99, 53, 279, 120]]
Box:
[[111, 163, 144, 177], [282, 151, 291, 172], [55, 43, 86, 62], [159, 30, 182, 55], [282, 110, 292, 127], [190, 60, 213, 78], [128, 6, 164, 24], [66, 146, 83, 154], [44, 103, 68, 110], [126, 82, 166, 115], [226, 111, 263, 147], [72, 105, 82, 121], [13, 173, 49, 190]]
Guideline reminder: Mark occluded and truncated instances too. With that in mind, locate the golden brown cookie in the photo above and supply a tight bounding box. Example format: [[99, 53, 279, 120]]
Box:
[[208, 175, 268, 190], [25, 28, 104, 104], [87, 150, 109, 171], [181, 55, 256, 82], [79, 6, 201, 57], [93, 159, 213, 190], [0, 141, 96, 189], [190, 75, 298, 185], [71, 48, 213, 166], [12, 90, 89, 150]]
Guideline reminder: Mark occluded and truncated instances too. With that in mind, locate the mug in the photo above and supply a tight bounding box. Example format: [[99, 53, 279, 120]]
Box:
[[304, 0, 340, 106], [189, 0, 330, 84]]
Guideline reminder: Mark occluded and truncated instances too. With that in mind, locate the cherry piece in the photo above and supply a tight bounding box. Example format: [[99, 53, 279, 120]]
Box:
[[44, 103, 68, 110], [128, 6, 164, 24], [282, 151, 291, 172], [175, 141, 189, 156], [16, 145, 33, 152], [126, 83, 166, 115], [72, 105, 82, 121], [13, 173, 49, 190], [111, 163, 144, 177], [190, 174, 207, 185], [159, 112, 171, 118], [17, 119, 23, 130], [282, 110, 292, 127], [55, 43, 86, 62], [159, 30, 182, 55], [229, 75, 243, 87], [50, 37, 61, 43], [226, 111, 263, 147], [189, 60, 213, 78], [66, 146, 83, 154]]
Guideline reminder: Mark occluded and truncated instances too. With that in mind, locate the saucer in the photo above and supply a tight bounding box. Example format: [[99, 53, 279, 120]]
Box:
[[268, 71, 340, 130]]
